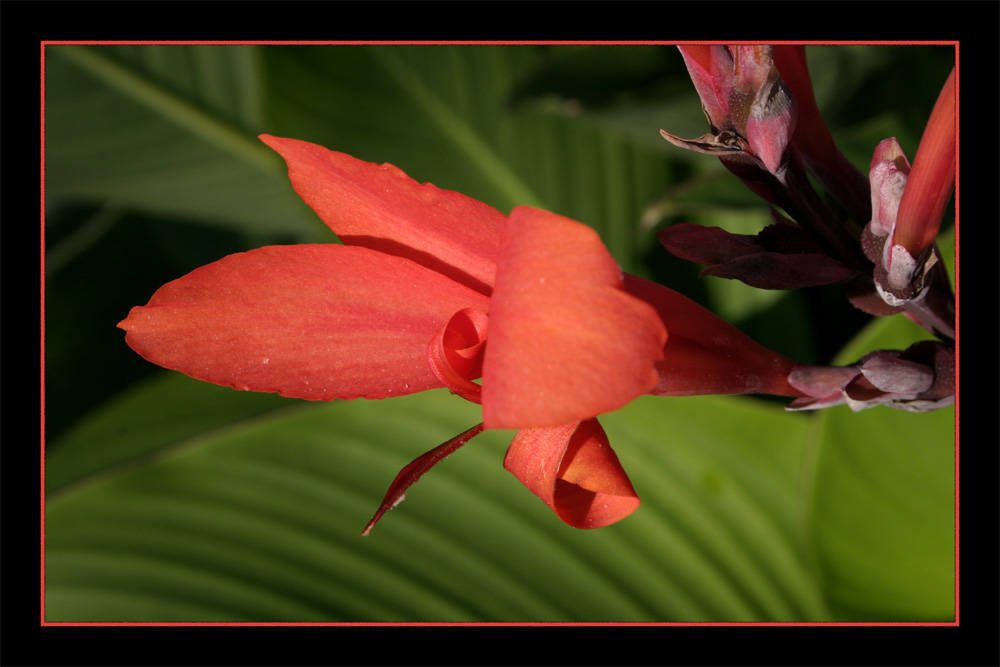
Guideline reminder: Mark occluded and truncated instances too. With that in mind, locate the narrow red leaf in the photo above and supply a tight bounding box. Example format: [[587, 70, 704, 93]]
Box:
[[362, 423, 486, 535]]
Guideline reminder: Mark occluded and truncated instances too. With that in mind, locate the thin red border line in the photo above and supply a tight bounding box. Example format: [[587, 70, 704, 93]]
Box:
[[42, 621, 962, 627], [952, 42, 960, 627], [40, 40, 48, 628], [39, 41, 959, 628], [40, 39, 961, 46]]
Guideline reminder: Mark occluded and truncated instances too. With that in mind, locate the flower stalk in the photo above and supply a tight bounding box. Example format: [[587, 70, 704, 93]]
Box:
[[660, 44, 955, 410]]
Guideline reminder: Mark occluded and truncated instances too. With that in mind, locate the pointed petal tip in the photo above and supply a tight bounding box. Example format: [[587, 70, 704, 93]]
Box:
[[361, 423, 485, 535]]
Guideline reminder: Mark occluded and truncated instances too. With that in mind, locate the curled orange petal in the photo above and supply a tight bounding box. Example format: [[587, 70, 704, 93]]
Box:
[[504, 419, 640, 529], [427, 308, 488, 404]]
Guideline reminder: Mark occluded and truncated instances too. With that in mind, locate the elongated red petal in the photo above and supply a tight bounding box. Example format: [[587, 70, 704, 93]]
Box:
[[677, 45, 732, 130], [260, 135, 504, 295], [119, 245, 489, 401], [623, 274, 802, 397], [504, 419, 639, 529], [893, 68, 956, 258], [482, 207, 667, 430]]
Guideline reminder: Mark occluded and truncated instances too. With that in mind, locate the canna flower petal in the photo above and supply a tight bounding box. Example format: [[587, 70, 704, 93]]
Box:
[[427, 307, 488, 404], [504, 419, 640, 529], [119, 244, 489, 401], [482, 206, 667, 430], [260, 135, 504, 295], [677, 45, 732, 131], [622, 274, 803, 398], [892, 67, 955, 260]]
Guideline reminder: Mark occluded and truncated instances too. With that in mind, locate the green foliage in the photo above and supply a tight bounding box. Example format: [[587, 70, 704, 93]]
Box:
[[44, 44, 955, 623]]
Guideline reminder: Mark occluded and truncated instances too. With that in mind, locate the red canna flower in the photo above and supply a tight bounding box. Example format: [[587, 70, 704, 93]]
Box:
[[119, 135, 806, 533], [120, 135, 667, 532]]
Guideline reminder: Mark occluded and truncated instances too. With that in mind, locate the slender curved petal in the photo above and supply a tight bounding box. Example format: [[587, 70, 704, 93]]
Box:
[[119, 244, 490, 401], [362, 423, 486, 535], [893, 67, 956, 259], [483, 207, 667, 429], [504, 419, 640, 529], [260, 135, 504, 295]]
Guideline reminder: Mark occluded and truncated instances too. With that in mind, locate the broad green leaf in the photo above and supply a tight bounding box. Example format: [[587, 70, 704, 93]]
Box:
[[809, 402, 955, 620], [45, 380, 825, 622], [45, 373, 296, 493], [807, 311, 956, 621], [45, 45, 324, 240]]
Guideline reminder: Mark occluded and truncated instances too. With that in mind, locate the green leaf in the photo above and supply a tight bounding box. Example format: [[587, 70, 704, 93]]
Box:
[[807, 314, 956, 621], [45, 380, 826, 622], [45, 373, 295, 493], [809, 403, 955, 621], [45, 45, 324, 240]]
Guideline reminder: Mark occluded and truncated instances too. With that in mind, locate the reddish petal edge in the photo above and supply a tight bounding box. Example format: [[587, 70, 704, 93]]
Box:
[[362, 423, 485, 535], [504, 419, 640, 529]]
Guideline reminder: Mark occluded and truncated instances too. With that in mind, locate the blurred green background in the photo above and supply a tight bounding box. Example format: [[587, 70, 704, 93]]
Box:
[[43, 43, 955, 623]]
